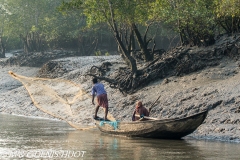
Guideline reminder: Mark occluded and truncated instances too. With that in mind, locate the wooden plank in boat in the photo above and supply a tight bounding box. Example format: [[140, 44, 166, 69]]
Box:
[[135, 115, 160, 120]]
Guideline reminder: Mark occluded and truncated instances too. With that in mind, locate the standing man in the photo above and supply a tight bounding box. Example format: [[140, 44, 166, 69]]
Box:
[[91, 78, 108, 120]]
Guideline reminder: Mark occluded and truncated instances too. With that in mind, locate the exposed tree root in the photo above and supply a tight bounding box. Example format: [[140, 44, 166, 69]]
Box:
[[88, 34, 240, 94]]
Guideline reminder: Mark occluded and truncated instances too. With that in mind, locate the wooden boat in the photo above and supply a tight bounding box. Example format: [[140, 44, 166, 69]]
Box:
[[94, 110, 208, 139]]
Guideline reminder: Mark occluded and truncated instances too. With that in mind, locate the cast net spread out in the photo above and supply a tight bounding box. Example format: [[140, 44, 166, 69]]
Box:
[[9, 71, 115, 130]]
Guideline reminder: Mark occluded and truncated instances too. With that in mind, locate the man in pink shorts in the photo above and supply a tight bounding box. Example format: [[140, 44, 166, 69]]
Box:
[[91, 78, 109, 120]]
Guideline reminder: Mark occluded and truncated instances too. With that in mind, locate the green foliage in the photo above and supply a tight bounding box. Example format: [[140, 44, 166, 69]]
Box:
[[214, 0, 240, 18], [1, 0, 240, 52], [153, 0, 215, 45], [0, 0, 87, 50], [213, 0, 240, 33], [95, 50, 102, 56], [105, 52, 110, 56], [61, 0, 155, 28]]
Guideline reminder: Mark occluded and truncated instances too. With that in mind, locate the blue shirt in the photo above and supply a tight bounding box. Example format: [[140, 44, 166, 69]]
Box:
[[91, 83, 107, 97]]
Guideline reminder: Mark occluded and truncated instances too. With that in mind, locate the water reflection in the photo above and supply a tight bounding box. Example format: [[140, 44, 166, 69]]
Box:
[[0, 114, 240, 160], [66, 130, 203, 160]]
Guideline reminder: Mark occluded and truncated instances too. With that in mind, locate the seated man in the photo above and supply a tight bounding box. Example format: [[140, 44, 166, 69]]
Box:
[[132, 101, 149, 121]]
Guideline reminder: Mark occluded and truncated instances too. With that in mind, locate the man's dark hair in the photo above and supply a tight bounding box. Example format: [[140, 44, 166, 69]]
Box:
[[92, 78, 98, 84]]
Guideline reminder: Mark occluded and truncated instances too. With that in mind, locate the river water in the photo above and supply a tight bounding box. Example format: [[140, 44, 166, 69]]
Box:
[[0, 114, 239, 160]]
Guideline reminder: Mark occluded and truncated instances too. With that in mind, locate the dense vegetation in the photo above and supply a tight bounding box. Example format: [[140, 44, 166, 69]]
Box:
[[0, 0, 118, 57], [0, 0, 239, 57]]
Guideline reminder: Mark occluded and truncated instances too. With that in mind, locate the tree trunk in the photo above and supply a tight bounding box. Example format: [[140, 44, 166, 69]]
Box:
[[114, 31, 137, 74], [130, 29, 136, 58], [0, 36, 6, 58], [78, 35, 86, 56], [20, 32, 44, 53], [107, 0, 137, 74], [131, 23, 153, 61]]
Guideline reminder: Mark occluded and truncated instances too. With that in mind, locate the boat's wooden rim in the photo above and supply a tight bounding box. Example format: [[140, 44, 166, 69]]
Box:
[[95, 109, 208, 125]]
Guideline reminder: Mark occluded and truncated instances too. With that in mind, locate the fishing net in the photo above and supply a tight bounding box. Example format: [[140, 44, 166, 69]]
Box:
[[9, 71, 115, 130], [99, 121, 120, 130]]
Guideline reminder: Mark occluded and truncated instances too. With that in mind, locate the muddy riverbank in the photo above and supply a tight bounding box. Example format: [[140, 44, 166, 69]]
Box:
[[1, 54, 240, 142]]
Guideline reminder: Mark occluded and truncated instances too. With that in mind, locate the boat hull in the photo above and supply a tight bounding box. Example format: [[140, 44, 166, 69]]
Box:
[[95, 110, 208, 139]]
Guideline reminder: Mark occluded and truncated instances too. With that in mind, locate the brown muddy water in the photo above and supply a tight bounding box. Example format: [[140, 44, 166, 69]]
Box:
[[0, 114, 239, 160]]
